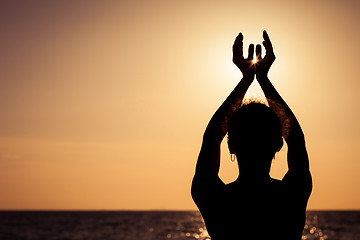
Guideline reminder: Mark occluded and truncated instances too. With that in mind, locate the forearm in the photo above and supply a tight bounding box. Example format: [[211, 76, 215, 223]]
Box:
[[194, 32, 255, 178], [197, 74, 254, 176], [257, 74, 309, 170], [203, 74, 254, 144], [256, 74, 303, 141]]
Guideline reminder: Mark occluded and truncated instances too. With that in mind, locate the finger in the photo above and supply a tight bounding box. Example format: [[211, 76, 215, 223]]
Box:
[[238, 33, 243, 58], [247, 44, 254, 60], [256, 44, 262, 60], [263, 30, 271, 43], [233, 33, 244, 60], [263, 30, 274, 53]]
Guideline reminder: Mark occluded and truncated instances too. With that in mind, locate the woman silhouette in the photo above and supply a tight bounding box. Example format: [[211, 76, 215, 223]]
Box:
[[191, 31, 312, 240]]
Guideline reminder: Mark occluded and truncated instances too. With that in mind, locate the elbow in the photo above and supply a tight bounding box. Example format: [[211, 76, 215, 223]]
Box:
[[191, 175, 200, 202], [307, 170, 313, 195]]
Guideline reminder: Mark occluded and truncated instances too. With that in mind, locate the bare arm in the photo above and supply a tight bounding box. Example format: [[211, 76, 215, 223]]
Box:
[[195, 74, 253, 176], [256, 31, 310, 172], [193, 33, 255, 186]]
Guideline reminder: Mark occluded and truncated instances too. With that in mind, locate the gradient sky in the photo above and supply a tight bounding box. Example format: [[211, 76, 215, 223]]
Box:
[[0, 0, 359, 210]]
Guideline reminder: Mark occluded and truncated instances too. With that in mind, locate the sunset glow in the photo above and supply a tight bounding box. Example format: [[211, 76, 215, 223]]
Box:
[[0, 0, 359, 211]]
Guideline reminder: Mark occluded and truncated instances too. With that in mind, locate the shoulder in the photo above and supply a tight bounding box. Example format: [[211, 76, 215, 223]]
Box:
[[191, 173, 225, 204], [281, 169, 312, 201], [282, 169, 312, 187]]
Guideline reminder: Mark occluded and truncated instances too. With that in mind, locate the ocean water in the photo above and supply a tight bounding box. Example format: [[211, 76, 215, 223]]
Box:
[[0, 211, 359, 240]]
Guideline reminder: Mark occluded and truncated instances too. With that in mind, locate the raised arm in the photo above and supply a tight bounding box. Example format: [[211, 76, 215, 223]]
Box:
[[193, 33, 255, 181], [255, 31, 310, 174]]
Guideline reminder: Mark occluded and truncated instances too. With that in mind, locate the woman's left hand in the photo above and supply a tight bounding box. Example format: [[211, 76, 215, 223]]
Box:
[[232, 33, 255, 79]]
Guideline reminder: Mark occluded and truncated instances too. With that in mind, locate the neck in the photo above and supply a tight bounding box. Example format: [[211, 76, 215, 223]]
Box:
[[237, 171, 271, 183], [236, 154, 272, 183]]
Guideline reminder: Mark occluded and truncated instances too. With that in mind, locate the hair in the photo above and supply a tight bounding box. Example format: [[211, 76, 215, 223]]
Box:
[[227, 102, 283, 159]]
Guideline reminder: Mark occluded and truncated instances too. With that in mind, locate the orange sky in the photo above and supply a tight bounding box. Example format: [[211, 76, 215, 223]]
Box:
[[0, 0, 359, 210]]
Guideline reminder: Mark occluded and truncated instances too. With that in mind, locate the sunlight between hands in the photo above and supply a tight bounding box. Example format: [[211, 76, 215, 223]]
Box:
[[233, 31, 276, 78]]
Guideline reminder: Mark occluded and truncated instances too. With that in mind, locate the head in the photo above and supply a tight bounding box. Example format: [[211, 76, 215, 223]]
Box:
[[227, 102, 283, 173]]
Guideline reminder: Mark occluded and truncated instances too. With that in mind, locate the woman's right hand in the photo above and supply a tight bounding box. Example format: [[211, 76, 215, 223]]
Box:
[[256, 30, 276, 78], [233, 33, 255, 79]]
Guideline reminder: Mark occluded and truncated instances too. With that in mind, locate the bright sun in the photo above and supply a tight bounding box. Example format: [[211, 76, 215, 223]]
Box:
[[252, 58, 257, 64]]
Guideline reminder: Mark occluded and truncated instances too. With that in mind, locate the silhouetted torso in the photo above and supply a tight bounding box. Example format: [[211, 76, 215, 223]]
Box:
[[193, 171, 311, 240], [192, 31, 312, 240]]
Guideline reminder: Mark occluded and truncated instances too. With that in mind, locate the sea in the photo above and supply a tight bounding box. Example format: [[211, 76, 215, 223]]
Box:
[[0, 211, 359, 240]]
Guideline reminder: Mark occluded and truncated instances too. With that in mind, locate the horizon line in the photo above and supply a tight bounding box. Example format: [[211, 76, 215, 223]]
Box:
[[0, 208, 359, 212]]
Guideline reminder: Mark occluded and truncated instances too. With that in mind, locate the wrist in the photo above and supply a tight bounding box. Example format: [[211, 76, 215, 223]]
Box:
[[243, 71, 255, 80], [256, 72, 269, 80]]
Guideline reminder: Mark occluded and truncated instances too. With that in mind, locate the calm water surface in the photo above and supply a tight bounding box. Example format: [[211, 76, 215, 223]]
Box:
[[0, 211, 359, 240]]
